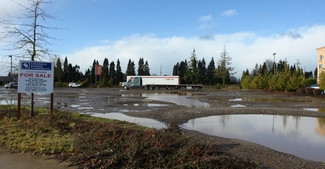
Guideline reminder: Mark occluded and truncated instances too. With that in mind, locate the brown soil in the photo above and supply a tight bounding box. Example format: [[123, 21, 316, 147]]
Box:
[[124, 89, 325, 169], [1, 88, 325, 168]]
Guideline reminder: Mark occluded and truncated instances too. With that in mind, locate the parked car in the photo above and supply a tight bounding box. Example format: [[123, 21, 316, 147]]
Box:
[[69, 82, 81, 88], [5, 82, 18, 89], [308, 84, 320, 89]]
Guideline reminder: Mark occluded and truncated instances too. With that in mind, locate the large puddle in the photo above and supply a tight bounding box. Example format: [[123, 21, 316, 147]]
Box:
[[180, 114, 325, 162], [90, 112, 167, 129], [142, 93, 210, 108]]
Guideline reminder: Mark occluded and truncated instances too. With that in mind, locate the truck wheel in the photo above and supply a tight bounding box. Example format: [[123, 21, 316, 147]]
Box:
[[144, 86, 148, 90], [149, 86, 155, 90], [124, 86, 129, 90]]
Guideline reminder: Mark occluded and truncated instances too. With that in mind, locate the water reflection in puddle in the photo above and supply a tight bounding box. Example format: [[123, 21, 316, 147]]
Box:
[[70, 104, 80, 108], [78, 107, 94, 110], [181, 114, 325, 162], [143, 93, 210, 108], [90, 113, 167, 129], [228, 97, 311, 103], [123, 103, 169, 107], [0, 99, 18, 105], [230, 104, 247, 108], [304, 108, 325, 112], [229, 98, 243, 101]]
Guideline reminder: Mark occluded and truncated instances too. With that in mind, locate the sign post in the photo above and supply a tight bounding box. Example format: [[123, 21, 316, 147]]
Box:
[[96, 65, 102, 88], [18, 61, 54, 118]]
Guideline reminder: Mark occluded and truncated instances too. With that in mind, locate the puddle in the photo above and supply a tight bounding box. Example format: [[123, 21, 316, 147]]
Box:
[[142, 93, 210, 108], [57, 102, 68, 107], [229, 98, 243, 101], [228, 97, 312, 103], [90, 113, 167, 129], [70, 104, 80, 108], [121, 94, 142, 97], [230, 104, 247, 108], [181, 114, 325, 162], [78, 107, 94, 110], [123, 103, 169, 107], [304, 108, 325, 112], [0, 99, 18, 105]]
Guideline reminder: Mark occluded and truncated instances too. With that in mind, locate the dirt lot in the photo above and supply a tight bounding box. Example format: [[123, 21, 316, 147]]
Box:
[[1, 87, 325, 168], [120, 89, 325, 169]]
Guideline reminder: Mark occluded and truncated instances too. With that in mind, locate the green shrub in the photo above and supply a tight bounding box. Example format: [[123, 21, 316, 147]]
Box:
[[55, 82, 68, 87], [304, 78, 317, 87]]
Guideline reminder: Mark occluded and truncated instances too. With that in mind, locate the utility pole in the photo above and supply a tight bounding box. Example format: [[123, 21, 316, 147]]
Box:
[[273, 53, 276, 74], [9, 55, 12, 77]]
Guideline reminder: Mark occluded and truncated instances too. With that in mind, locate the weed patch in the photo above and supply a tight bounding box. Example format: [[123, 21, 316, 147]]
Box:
[[0, 105, 259, 168]]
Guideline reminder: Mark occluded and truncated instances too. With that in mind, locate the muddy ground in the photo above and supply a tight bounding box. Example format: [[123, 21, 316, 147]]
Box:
[[120, 89, 325, 169], [1, 87, 325, 168]]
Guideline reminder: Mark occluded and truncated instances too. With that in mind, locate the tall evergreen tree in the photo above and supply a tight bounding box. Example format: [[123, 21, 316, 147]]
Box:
[[63, 57, 69, 82], [197, 59, 206, 84], [54, 58, 63, 82], [179, 60, 188, 84], [67, 63, 73, 82], [173, 63, 180, 76], [109, 61, 116, 85], [144, 61, 150, 75], [126, 59, 136, 76], [138, 58, 145, 75], [116, 59, 124, 83], [216, 46, 234, 85], [90, 60, 97, 85], [102, 58, 109, 86], [206, 57, 216, 85], [185, 49, 199, 84]]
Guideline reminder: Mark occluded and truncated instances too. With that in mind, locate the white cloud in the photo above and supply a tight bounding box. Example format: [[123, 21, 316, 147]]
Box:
[[0, 0, 29, 18], [198, 14, 217, 30], [222, 9, 238, 16], [198, 15, 212, 22], [65, 25, 325, 79]]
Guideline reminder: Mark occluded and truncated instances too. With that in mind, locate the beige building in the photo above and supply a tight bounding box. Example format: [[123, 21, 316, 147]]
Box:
[[317, 46, 325, 83]]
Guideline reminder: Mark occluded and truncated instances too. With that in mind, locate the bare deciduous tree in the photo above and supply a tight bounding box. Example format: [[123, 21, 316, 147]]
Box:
[[1, 0, 56, 116], [1, 0, 55, 61]]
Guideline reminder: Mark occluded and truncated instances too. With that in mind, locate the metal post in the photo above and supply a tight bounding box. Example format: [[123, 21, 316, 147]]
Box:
[[9, 55, 12, 77], [30, 93, 34, 117], [18, 93, 21, 120], [50, 93, 53, 118]]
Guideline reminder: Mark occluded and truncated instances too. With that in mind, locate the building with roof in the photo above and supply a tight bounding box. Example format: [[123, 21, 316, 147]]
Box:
[[317, 46, 325, 83]]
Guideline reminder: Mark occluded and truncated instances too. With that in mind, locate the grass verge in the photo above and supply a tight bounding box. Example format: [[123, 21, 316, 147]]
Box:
[[0, 105, 259, 168]]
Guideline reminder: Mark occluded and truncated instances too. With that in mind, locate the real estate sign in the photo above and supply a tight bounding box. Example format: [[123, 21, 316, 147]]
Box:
[[18, 61, 54, 93]]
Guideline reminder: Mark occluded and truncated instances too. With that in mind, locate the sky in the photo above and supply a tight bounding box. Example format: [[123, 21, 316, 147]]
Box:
[[1, 0, 325, 78]]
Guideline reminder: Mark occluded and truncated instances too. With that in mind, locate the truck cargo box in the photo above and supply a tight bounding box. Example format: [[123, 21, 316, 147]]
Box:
[[126, 76, 179, 86]]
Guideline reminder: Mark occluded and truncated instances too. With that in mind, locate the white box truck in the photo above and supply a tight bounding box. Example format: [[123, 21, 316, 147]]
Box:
[[122, 76, 203, 90]]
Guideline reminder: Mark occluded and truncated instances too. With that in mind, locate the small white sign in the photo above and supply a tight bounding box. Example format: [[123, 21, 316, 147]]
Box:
[[18, 60, 54, 93]]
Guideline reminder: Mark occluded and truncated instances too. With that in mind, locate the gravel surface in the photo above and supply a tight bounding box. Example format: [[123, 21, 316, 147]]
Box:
[[1, 87, 325, 168]]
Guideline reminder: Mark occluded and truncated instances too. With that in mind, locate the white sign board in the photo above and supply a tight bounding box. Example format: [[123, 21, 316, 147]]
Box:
[[18, 61, 54, 93]]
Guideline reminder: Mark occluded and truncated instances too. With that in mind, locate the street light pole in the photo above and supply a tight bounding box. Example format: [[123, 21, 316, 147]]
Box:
[[9, 55, 12, 77], [273, 53, 276, 74]]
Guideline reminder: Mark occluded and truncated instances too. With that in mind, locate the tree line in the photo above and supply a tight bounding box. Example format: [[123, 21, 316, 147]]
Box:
[[54, 57, 151, 87], [53, 48, 236, 87], [240, 59, 317, 91], [172, 48, 235, 85]]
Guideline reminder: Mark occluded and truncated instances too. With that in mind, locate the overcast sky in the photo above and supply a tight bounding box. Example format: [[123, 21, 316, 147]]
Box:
[[1, 0, 325, 78]]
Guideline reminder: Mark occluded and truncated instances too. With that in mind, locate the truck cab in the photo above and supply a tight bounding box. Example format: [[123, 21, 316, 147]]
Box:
[[122, 76, 142, 89]]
